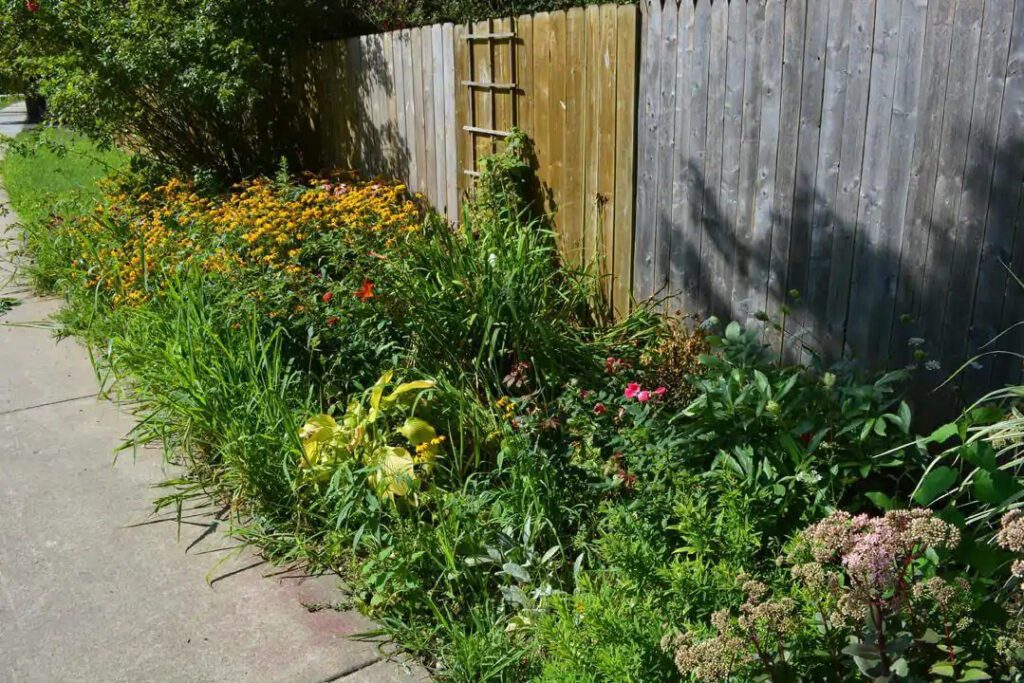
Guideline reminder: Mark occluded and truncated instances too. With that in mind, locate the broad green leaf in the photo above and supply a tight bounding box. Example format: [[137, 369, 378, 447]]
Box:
[[865, 491, 895, 511], [371, 446, 417, 499], [928, 423, 959, 445], [973, 469, 1020, 505], [891, 658, 909, 676], [958, 670, 991, 681], [931, 663, 956, 677], [915, 466, 958, 505]]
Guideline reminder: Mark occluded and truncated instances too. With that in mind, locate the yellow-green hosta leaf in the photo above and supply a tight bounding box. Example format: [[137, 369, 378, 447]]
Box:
[[384, 380, 435, 405], [370, 446, 419, 499], [398, 417, 437, 446], [369, 370, 395, 413], [299, 414, 339, 443]]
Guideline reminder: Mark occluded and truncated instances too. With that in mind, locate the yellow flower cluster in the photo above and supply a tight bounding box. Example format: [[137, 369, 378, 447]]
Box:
[[495, 396, 517, 421], [71, 175, 422, 306]]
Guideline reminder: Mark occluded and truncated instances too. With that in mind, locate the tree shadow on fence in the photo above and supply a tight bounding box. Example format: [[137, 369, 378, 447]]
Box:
[[291, 36, 410, 180], [652, 126, 1024, 420]]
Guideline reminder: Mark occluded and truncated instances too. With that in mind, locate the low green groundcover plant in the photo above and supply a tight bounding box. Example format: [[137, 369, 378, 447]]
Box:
[[6, 129, 1024, 682]]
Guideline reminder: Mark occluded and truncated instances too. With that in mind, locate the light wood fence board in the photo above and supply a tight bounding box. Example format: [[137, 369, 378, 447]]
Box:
[[612, 4, 639, 316], [564, 8, 587, 263]]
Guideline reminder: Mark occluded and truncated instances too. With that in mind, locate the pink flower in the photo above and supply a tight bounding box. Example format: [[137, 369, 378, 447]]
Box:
[[624, 383, 642, 399], [594, 403, 607, 415], [654, 387, 668, 398], [637, 390, 651, 403]]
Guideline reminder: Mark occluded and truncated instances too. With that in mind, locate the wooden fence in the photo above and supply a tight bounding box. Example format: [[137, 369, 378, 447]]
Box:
[[633, 0, 1024, 401], [295, 25, 460, 222], [296, 0, 1024, 406], [453, 7, 640, 313], [295, 4, 640, 314]]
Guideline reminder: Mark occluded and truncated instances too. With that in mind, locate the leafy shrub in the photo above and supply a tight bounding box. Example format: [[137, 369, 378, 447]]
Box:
[[384, 133, 655, 397], [662, 509, 1008, 682], [0, 0, 363, 176]]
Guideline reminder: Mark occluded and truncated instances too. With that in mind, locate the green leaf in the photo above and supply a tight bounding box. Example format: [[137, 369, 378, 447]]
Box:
[[915, 466, 958, 505], [398, 417, 436, 446], [931, 663, 956, 677], [725, 322, 742, 340], [865, 491, 895, 511], [928, 423, 960, 444], [973, 469, 1020, 505], [919, 628, 942, 644], [962, 442, 997, 471], [958, 670, 991, 681], [891, 657, 909, 676]]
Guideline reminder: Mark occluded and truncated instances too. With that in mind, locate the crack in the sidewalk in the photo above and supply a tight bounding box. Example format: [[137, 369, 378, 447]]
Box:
[[0, 393, 96, 417]]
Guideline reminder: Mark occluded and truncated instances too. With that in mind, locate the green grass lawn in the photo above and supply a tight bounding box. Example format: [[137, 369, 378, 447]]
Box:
[[2, 129, 127, 228], [0, 95, 20, 110]]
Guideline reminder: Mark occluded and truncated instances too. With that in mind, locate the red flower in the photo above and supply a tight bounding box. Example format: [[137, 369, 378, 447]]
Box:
[[579, 389, 591, 400], [593, 402, 607, 415], [326, 316, 340, 327], [354, 279, 375, 302], [654, 386, 668, 398], [25, 1, 39, 12], [624, 383, 642, 399], [321, 291, 334, 303]]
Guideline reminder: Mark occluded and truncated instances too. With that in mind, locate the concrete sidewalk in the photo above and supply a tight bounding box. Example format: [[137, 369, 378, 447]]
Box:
[[0, 102, 427, 683]]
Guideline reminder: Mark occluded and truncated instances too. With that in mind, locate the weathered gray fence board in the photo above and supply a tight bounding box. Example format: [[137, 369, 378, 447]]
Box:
[[943, 0, 1014, 378], [991, 1, 1024, 389], [720, 0, 747, 327], [824, 0, 874, 359], [845, 0, 902, 362], [681, 0, 710, 313], [871, 0, 928, 367], [802, 0, 852, 364], [746, 0, 784, 331], [701, 0, 728, 321], [654, 0, 678, 307], [730, 0, 766, 328], [782, 0, 829, 362], [668, 0, 691, 315], [634, 0, 660, 301], [766, 0, 807, 353], [889, 0, 955, 369], [916, 0, 984, 397]]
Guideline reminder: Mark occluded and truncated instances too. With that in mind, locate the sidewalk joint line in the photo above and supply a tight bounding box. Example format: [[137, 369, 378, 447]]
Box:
[[0, 393, 97, 417], [319, 655, 383, 682]]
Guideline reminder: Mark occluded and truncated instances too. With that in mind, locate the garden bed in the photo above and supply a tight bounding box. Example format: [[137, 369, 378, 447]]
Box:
[[4, 130, 1024, 682]]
